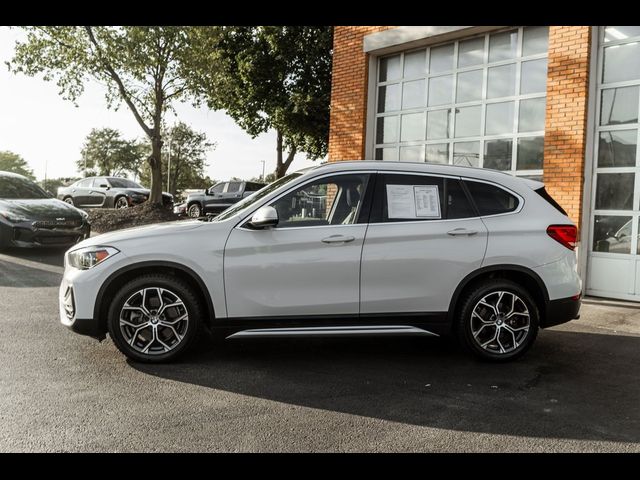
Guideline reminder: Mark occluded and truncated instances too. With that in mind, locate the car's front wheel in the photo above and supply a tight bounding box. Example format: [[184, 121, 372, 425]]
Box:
[[456, 279, 539, 362], [188, 203, 202, 218], [107, 274, 204, 363], [115, 196, 129, 209]]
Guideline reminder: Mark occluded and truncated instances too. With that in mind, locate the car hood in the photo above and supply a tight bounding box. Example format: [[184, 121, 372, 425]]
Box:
[[76, 220, 205, 248], [0, 198, 84, 221]]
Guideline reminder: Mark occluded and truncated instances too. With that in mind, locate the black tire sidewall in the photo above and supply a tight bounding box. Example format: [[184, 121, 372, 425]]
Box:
[[115, 197, 128, 209], [107, 274, 203, 363], [64, 197, 75, 206], [457, 279, 539, 362], [188, 203, 201, 218]]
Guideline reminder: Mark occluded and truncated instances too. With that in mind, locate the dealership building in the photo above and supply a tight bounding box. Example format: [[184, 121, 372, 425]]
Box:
[[328, 26, 640, 301]]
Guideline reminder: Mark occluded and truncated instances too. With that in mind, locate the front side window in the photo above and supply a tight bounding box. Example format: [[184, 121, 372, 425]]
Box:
[[372, 173, 475, 222], [270, 174, 370, 228], [108, 178, 142, 189], [464, 180, 519, 215]]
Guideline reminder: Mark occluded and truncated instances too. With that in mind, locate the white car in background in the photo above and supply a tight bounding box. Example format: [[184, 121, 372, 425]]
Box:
[[59, 161, 581, 363]]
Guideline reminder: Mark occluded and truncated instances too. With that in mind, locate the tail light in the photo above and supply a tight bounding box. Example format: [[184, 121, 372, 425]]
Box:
[[547, 225, 577, 251]]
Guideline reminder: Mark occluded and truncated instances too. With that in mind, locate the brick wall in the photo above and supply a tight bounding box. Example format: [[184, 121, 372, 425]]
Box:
[[543, 26, 592, 230], [328, 26, 394, 161]]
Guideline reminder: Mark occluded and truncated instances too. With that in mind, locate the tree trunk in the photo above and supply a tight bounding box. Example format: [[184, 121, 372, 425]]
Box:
[[275, 130, 297, 178], [148, 135, 163, 205]]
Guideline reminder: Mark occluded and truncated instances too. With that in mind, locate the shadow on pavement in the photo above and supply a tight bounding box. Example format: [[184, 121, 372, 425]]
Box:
[[132, 329, 640, 443], [1, 247, 66, 268], [0, 259, 61, 287]]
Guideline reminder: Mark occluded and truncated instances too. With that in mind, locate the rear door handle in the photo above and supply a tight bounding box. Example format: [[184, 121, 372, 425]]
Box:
[[322, 235, 355, 244], [447, 228, 478, 236]]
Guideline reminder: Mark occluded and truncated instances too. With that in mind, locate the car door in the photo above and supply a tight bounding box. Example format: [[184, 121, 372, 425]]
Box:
[[87, 178, 109, 207], [221, 181, 243, 208], [203, 183, 226, 213], [71, 178, 94, 207], [224, 172, 373, 318], [360, 172, 488, 315]]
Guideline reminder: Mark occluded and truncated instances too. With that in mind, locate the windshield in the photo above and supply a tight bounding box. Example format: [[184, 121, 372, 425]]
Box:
[[214, 173, 303, 222], [0, 175, 50, 199], [108, 178, 143, 189]]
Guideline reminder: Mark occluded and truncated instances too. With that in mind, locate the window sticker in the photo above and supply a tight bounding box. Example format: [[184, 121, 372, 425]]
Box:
[[414, 185, 441, 218], [386, 184, 441, 219]]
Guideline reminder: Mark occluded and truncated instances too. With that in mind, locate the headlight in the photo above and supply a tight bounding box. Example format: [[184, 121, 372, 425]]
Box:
[[68, 246, 119, 270], [0, 210, 29, 223]]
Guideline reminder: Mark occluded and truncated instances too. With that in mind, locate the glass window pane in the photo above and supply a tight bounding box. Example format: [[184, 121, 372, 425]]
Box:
[[600, 86, 639, 125], [521, 58, 548, 94], [446, 178, 476, 219], [603, 43, 640, 83], [487, 64, 516, 99], [400, 113, 426, 142], [428, 75, 453, 106], [430, 44, 454, 73], [489, 30, 518, 62], [404, 50, 426, 78], [465, 181, 519, 215], [604, 26, 640, 43], [402, 79, 426, 109], [426, 144, 449, 164], [455, 105, 481, 138], [456, 69, 483, 103], [458, 37, 485, 67], [427, 109, 451, 140], [522, 26, 549, 56], [596, 173, 635, 210], [377, 84, 400, 113], [399, 145, 425, 162], [516, 136, 544, 170], [519, 98, 546, 132], [379, 55, 401, 82], [376, 116, 398, 144], [593, 215, 632, 254], [375, 147, 397, 161], [484, 139, 513, 170], [485, 101, 515, 135], [453, 141, 480, 167], [598, 130, 638, 168]]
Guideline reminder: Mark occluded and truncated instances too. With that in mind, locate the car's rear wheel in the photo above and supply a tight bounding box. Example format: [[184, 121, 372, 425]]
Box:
[[107, 274, 204, 363], [64, 197, 75, 206], [115, 196, 129, 209], [188, 203, 202, 218], [456, 279, 539, 362]]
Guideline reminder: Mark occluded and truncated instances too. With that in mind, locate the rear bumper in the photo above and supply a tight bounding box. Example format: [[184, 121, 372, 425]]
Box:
[[542, 295, 581, 328]]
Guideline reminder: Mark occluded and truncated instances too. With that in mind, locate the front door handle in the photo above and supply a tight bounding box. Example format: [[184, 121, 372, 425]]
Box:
[[447, 228, 478, 236], [321, 235, 355, 244]]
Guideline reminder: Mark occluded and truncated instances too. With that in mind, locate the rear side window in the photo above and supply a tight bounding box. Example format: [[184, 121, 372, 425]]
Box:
[[372, 174, 476, 222], [76, 178, 92, 188], [465, 180, 519, 216], [535, 186, 567, 215], [226, 182, 242, 193]]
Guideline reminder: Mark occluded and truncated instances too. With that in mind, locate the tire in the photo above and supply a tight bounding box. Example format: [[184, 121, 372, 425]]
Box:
[[63, 197, 75, 206], [456, 279, 539, 362], [107, 274, 204, 363], [188, 203, 202, 218], [115, 196, 129, 209]]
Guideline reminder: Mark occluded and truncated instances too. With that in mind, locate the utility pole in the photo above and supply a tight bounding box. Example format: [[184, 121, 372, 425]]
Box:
[[43, 158, 48, 192], [166, 130, 172, 193], [260, 160, 266, 182]]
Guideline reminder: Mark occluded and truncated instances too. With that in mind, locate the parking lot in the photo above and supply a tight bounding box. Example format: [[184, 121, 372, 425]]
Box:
[[0, 247, 639, 452]]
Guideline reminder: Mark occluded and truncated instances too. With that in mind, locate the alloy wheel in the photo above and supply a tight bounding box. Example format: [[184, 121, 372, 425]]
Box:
[[188, 204, 201, 218], [470, 290, 530, 355], [116, 197, 129, 209], [119, 287, 189, 355]]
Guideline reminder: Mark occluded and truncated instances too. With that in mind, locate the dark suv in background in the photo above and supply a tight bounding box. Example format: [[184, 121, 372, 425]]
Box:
[[57, 177, 173, 209], [185, 181, 266, 218]]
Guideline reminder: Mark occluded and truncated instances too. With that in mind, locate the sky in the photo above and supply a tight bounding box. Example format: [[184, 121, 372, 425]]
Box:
[[0, 27, 318, 183]]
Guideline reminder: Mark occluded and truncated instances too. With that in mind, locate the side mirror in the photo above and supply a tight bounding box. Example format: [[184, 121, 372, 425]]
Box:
[[248, 206, 278, 229]]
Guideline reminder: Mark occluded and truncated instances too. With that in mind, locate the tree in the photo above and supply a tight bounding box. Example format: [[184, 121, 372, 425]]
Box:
[[78, 128, 145, 177], [188, 26, 333, 178], [139, 122, 214, 196], [8, 27, 199, 204], [0, 151, 35, 179], [41, 176, 80, 194]]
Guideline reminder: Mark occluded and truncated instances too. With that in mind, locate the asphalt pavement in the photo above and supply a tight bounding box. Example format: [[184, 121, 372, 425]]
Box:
[[0, 247, 639, 452]]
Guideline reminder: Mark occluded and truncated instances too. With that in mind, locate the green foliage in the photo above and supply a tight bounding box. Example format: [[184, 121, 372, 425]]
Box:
[[188, 26, 333, 176], [78, 128, 146, 177], [0, 150, 35, 179], [7, 26, 201, 204], [138, 122, 215, 196]]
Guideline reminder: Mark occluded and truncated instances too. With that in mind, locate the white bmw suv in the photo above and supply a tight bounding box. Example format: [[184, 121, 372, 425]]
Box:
[[60, 161, 581, 363]]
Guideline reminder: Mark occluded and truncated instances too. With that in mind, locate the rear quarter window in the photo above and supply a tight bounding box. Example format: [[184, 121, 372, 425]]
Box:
[[464, 180, 519, 216]]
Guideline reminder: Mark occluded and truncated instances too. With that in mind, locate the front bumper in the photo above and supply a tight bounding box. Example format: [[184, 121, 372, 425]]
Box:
[[542, 295, 581, 328], [1, 220, 90, 248]]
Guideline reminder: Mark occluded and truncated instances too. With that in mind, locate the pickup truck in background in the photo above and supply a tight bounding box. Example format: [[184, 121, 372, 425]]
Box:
[[183, 181, 266, 218]]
